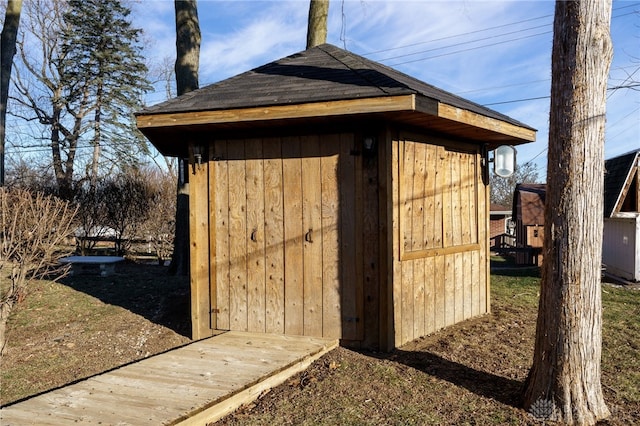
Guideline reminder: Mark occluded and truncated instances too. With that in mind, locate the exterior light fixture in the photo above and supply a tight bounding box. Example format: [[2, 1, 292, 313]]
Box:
[[493, 145, 517, 178], [363, 136, 377, 158], [190, 143, 207, 174], [193, 144, 204, 165]]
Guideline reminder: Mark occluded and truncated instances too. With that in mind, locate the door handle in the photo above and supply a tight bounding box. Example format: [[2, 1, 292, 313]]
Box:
[[250, 228, 258, 242], [305, 229, 313, 243]]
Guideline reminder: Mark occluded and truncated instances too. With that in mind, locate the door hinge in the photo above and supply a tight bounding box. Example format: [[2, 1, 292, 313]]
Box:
[[211, 308, 220, 314]]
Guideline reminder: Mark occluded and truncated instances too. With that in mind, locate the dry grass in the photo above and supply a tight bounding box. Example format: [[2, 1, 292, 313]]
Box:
[[216, 267, 639, 425], [0, 261, 191, 405], [1, 260, 638, 425]]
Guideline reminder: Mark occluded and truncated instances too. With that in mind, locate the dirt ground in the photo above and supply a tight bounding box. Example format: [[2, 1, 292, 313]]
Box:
[[1, 261, 192, 405], [2, 262, 638, 425]]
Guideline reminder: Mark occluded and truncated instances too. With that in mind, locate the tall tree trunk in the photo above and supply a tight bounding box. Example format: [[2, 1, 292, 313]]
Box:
[[91, 84, 103, 189], [306, 0, 329, 48], [169, 0, 201, 276], [523, 1, 613, 424], [0, 0, 23, 186]]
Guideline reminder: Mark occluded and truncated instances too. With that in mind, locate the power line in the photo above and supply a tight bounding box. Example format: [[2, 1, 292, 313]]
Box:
[[389, 31, 552, 67], [606, 106, 640, 142], [376, 23, 550, 62], [457, 64, 639, 97], [482, 83, 640, 106], [522, 148, 548, 168], [484, 96, 550, 107], [366, 3, 637, 67], [364, 14, 553, 57]]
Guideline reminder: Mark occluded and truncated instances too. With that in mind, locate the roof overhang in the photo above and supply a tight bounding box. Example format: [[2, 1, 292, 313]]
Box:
[[136, 94, 536, 157]]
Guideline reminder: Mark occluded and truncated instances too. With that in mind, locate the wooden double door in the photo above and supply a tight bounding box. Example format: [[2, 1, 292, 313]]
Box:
[[208, 133, 378, 343]]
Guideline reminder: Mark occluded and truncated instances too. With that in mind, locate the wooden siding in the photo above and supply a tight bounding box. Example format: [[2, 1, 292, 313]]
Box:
[[189, 145, 215, 339], [191, 133, 384, 347], [190, 129, 490, 350], [392, 133, 489, 347]]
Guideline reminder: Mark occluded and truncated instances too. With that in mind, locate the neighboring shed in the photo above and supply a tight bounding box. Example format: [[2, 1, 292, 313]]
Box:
[[489, 204, 514, 251], [603, 149, 640, 281], [136, 44, 536, 351], [512, 183, 545, 266]]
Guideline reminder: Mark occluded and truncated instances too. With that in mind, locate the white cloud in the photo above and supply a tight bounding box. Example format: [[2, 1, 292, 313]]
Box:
[[198, 2, 307, 84], [134, 0, 638, 167]]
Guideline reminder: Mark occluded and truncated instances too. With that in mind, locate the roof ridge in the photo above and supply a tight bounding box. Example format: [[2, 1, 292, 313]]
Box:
[[316, 44, 533, 130], [316, 44, 412, 96]]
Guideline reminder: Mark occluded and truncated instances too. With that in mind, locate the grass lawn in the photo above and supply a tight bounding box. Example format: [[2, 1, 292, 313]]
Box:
[[1, 261, 638, 425]]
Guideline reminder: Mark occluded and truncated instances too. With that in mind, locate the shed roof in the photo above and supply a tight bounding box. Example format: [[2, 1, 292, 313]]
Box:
[[137, 44, 536, 157], [604, 149, 639, 217]]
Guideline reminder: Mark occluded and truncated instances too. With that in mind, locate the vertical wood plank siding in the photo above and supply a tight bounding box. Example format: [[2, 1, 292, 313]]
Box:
[[393, 133, 488, 347], [190, 130, 489, 349], [199, 133, 380, 346], [189, 145, 214, 339], [320, 135, 341, 339], [227, 140, 248, 332], [263, 140, 285, 334], [281, 136, 304, 335], [213, 140, 230, 331], [245, 139, 266, 333]]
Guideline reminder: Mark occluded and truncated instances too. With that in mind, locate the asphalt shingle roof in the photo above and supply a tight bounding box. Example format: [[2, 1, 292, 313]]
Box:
[[139, 44, 532, 131], [604, 149, 640, 217]]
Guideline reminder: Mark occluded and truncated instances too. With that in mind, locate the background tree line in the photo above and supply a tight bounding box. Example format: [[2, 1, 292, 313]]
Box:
[[1, 0, 177, 271], [3, 0, 155, 198]]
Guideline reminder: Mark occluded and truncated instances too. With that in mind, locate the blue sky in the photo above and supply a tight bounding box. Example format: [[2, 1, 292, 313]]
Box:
[[133, 0, 639, 176]]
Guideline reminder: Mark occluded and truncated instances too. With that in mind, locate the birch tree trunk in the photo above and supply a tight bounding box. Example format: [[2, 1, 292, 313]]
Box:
[[306, 0, 329, 48], [523, 1, 613, 424]]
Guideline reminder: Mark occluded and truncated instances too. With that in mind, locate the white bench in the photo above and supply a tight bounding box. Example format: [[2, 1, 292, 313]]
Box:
[[60, 256, 125, 277]]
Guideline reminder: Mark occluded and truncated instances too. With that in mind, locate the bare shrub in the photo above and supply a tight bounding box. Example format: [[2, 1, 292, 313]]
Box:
[[73, 183, 111, 254], [138, 167, 176, 264], [0, 188, 77, 355], [98, 170, 155, 255]]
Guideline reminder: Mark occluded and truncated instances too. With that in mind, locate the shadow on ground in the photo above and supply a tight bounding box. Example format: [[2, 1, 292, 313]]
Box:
[[59, 260, 191, 337], [490, 264, 541, 279], [380, 349, 525, 408]]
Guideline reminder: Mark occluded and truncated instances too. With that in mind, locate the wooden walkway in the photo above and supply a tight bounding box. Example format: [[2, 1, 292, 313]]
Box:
[[0, 332, 338, 425]]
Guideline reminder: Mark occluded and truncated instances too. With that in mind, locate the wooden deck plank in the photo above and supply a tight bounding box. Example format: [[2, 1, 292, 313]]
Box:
[[1, 332, 338, 426], [88, 373, 228, 402]]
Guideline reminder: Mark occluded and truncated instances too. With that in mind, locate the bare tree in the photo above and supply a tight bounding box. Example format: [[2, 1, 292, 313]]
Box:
[[523, 1, 613, 424], [11, 0, 91, 199], [10, 0, 150, 198], [169, 0, 201, 276], [490, 162, 539, 206], [306, 0, 329, 48], [0, 0, 23, 186], [0, 188, 77, 355]]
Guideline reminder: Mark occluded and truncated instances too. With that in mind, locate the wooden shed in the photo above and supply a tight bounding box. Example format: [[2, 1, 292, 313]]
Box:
[[136, 44, 536, 351], [512, 183, 545, 266], [603, 149, 640, 281]]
